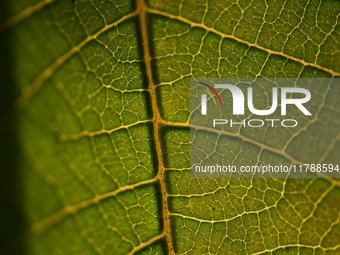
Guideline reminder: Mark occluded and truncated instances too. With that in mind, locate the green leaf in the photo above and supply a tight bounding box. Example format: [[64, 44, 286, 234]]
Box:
[[0, 0, 340, 254]]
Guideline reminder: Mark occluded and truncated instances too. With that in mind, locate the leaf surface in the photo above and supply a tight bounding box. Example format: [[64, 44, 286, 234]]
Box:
[[0, 0, 339, 254]]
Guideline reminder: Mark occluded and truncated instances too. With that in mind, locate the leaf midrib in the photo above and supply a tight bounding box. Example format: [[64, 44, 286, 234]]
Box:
[[136, 0, 174, 253]]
